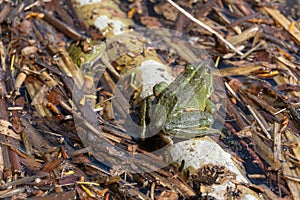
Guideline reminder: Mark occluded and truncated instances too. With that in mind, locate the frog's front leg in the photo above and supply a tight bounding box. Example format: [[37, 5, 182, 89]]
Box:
[[140, 96, 154, 140], [139, 82, 169, 140]]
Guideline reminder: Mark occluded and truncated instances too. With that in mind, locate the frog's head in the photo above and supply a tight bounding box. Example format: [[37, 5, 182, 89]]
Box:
[[153, 82, 168, 97], [68, 40, 106, 70], [184, 64, 196, 72]]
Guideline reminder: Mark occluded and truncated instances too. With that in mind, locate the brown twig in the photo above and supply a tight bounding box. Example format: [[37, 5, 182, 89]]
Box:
[[167, 0, 244, 56]]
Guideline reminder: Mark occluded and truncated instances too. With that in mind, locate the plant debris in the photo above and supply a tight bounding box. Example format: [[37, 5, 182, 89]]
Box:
[[0, 0, 299, 199]]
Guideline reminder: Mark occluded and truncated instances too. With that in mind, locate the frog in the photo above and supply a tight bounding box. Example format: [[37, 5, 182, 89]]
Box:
[[67, 39, 106, 74], [67, 39, 106, 108], [140, 62, 216, 144]]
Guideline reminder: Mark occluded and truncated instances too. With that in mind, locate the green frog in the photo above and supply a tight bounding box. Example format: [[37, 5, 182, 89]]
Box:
[[67, 40, 106, 73], [67, 40, 106, 108], [140, 62, 216, 143]]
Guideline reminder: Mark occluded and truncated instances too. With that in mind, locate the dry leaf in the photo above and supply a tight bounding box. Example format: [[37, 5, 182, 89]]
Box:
[[154, 3, 178, 21], [156, 190, 179, 200], [0, 119, 21, 140], [140, 16, 162, 28]]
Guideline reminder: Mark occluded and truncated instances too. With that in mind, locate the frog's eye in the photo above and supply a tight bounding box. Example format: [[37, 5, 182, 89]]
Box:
[[185, 64, 195, 71], [153, 82, 168, 97]]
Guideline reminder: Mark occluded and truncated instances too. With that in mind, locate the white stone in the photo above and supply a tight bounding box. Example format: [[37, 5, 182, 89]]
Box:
[[135, 60, 175, 98], [168, 136, 248, 183], [77, 0, 102, 5], [94, 15, 127, 35]]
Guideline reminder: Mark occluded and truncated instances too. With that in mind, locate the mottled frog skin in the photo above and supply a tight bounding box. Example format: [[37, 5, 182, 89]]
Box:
[[141, 63, 215, 143], [67, 40, 106, 72]]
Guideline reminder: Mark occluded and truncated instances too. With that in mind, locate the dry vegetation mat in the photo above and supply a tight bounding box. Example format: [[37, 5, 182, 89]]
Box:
[[0, 0, 299, 199]]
